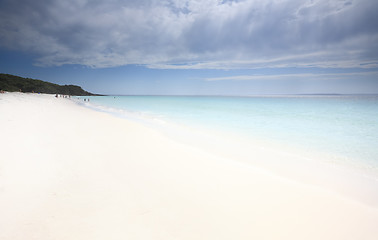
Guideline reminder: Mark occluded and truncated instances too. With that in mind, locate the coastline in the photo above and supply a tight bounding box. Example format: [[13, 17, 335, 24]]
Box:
[[77, 95, 378, 206], [1, 92, 378, 239]]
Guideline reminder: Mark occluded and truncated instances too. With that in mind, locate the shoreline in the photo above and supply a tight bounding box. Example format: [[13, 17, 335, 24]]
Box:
[[1, 92, 378, 239], [76, 94, 378, 206]]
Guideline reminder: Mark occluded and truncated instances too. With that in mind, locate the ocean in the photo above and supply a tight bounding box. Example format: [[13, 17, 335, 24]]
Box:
[[76, 95, 378, 174]]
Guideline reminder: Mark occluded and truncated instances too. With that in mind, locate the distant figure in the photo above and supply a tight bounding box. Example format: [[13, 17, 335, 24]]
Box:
[[55, 94, 58, 98], [88, 98, 90, 102]]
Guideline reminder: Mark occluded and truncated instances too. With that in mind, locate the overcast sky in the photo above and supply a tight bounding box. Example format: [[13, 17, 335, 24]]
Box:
[[1, 0, 378, 95]]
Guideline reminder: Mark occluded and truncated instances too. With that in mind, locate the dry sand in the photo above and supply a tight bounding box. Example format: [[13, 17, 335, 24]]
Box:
[[1, 92, 378, 240]]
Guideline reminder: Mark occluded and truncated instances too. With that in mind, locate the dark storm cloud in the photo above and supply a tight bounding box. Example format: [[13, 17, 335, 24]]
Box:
[[0, 0, 377, 69]]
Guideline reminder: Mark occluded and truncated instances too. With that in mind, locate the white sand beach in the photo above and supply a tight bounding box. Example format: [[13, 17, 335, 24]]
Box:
[[1, 92, 378, 240]]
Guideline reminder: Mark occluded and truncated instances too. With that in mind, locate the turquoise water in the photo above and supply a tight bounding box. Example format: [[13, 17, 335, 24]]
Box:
[[78, 95, 378, 168]]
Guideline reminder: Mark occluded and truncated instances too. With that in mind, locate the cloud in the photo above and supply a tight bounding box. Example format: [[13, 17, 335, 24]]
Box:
[[204, 71, 378, 81], [0, 0, 377, 69]]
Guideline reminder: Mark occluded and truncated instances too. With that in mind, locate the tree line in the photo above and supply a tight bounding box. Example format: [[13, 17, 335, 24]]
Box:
[[0, 73, 99, 96]]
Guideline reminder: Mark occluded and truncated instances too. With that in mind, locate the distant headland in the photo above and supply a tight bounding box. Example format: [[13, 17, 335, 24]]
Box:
[[0, 73, 100, 96]]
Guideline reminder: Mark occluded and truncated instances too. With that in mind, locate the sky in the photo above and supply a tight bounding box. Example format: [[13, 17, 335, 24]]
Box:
[[0, 0, 378, 95]]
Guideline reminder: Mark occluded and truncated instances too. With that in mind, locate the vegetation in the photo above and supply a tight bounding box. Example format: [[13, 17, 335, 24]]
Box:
[[0, 73, 99, 96]]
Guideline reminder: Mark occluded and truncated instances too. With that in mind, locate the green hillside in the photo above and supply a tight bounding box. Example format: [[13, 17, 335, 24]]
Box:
[[0, 73, 98, 96]]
